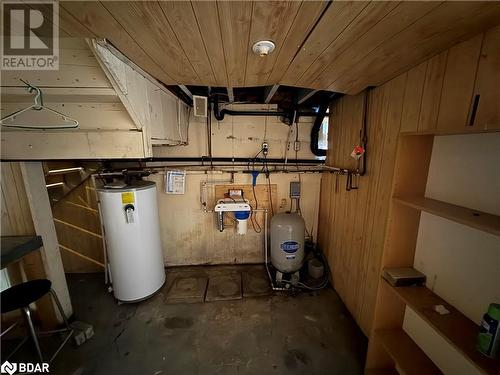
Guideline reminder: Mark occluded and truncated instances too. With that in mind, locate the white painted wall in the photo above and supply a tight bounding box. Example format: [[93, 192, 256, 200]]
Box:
[[404, 133, 500, 375], [150, 105, 323, 266]]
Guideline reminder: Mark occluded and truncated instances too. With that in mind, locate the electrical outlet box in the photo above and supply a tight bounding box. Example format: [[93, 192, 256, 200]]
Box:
[[290, 181, 300, 199], [294, 141, 301, 151], [262, 142, 269, 155]]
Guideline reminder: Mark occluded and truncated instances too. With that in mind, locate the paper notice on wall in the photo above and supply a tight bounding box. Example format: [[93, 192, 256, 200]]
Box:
[[165, 170, 186, 194]]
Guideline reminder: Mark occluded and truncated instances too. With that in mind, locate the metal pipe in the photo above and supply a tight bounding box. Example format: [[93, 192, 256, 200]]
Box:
[[46, 167, 84, 175], [213, 96, 317, 122]]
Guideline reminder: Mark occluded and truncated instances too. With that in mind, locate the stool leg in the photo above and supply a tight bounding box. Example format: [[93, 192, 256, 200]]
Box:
[[49, 289, 70, 330], [22, 307, 43, 363]]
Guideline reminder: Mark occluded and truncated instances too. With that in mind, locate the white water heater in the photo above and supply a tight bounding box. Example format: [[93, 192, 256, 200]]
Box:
[[270, 213, 305, 273], [98, 181, 165, 302]]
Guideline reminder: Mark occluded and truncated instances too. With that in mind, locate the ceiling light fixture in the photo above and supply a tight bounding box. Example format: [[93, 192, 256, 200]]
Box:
[[252, 40, 275, 57]]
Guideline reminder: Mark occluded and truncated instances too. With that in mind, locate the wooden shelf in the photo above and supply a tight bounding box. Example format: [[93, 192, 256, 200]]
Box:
[[393, 196, 500, 237], [375, 329, 442, 375], [385, 281, 500, 375]]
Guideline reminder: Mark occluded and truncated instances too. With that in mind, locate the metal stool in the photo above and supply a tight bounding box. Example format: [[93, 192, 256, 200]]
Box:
[[0, 279, 73, 363]]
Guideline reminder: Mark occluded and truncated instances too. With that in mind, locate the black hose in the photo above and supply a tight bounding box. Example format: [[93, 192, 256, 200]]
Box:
[[310, 101, 329, 157]]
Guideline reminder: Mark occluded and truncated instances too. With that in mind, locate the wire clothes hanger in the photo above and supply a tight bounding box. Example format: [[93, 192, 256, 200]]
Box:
[[0, 79, 79, 129]]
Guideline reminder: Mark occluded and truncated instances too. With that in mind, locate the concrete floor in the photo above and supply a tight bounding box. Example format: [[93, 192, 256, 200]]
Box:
[[13, 265, 367, 374]]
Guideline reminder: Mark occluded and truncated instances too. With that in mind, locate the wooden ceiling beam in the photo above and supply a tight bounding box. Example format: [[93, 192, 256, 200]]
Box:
[[264, 85, 280, 103], [227, 88, 234, 103], [297, 89, 319, 105], [178, 85, 193, 100]]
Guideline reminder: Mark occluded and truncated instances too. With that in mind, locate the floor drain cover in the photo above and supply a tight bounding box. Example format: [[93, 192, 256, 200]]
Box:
[[242, 270, 271, 297], [205, 274, 242, 302], [165, 276, 208, 304]]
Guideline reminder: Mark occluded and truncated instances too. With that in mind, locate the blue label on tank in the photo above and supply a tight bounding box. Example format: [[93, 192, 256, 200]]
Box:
[[281, 241, 300, 254]]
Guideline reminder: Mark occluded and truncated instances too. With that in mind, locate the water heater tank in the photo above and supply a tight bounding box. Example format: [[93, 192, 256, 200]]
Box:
[[270, 213, 305, 273], [98, 181, 165, 302]]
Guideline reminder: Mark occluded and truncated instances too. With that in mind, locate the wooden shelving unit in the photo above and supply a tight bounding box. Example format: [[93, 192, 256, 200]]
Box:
[[393, 196, 500, 237], [375, 328, 442, 375], [385, 281, 499, 375], [364, 132, 500, 374]]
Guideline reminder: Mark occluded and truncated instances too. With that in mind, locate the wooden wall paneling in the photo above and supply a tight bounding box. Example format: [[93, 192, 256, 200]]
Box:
[[266, 1, 327, 85], [354, 84, 390, 335], [49, 177, 104, 274], [55, 223, 104, 273], [400, 62, 427, 133], [0, 102, 134, 131], [158, 2, 217, 86], [244, 1, 301, 86], [341, 94, 366, 316], [436, 34, 483, 133], [1, 130, 145, 160], [191, 1, 228, 86], [472, 25, 500, 130], [52, 203, 101, 235], [333, 96, 358, 312], [60, 1, 175, 86], [312, 1, 439, 90], [333, 2, 500, 94], [301, 1, 402, 89], [352, 89, 385, 330], [359, 75, 406, 332], [328, 97, 346, 297], [1, 163, 35, 235], [417, 51, 448, 132], [280, 1, 368, 87], [1, 38, 111, 88], [217, 1, 253, 87], [319, 76, 408, 335]]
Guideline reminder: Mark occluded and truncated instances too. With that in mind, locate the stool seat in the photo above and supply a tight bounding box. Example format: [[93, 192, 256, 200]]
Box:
[[1, 279, 52, 313]]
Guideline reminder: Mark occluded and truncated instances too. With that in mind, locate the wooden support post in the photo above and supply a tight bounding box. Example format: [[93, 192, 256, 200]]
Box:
[[21, 162, 73, 319]]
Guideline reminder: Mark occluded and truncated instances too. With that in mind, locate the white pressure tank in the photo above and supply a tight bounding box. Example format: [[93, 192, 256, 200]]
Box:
[[270, 213, 305, 273], [98, 180, 165, 302]]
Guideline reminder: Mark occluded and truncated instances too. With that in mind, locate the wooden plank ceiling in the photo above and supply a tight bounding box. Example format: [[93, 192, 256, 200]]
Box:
[[59, 1, 500, 94]]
